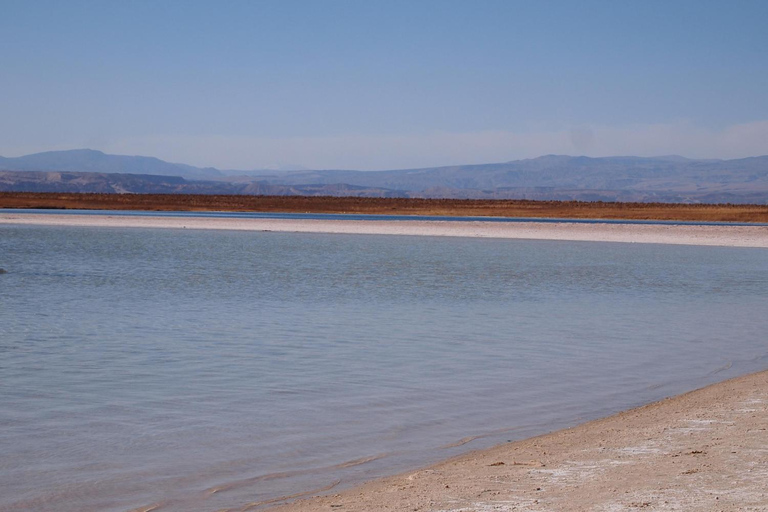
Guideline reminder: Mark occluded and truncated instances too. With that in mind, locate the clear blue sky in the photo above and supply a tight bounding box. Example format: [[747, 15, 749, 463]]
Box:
[[2, 0, 767, 170]]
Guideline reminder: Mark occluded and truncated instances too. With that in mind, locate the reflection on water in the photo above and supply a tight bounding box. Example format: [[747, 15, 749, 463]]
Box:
[[1, 225, 767, 511]]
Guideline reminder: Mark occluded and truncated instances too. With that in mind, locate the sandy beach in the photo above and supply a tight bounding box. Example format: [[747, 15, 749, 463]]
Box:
[[271, 369, 768, 512], [2, 212, 768, 247]]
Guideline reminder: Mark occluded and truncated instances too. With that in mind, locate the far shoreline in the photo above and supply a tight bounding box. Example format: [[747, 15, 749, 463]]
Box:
[[1, 192, 768, 223], [2, 211, 768, 248]]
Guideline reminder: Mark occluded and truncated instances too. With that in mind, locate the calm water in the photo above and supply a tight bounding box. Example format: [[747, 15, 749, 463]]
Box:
[[1, 225, 767, 511]]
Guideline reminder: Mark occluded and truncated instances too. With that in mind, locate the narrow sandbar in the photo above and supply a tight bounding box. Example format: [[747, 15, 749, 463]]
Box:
[[2, 213, 768, 247]]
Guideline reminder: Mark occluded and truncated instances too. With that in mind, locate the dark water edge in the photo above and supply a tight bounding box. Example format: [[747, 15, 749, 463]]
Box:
[[3, 207, 768, 226]]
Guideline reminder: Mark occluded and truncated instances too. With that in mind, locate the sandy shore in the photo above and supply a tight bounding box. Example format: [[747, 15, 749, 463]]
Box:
[[270, 370, 768, 512], [2, 213, 768, 247]]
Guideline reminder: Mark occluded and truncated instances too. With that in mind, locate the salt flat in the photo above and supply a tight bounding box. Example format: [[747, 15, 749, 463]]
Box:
[[2, 213, 768, 247]]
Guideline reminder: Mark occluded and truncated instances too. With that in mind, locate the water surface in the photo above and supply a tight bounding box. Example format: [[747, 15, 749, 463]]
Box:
[[1, 225, 767, 511]]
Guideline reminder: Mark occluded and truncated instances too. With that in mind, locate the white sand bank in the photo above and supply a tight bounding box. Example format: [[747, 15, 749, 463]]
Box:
[[2, 213, 768, 247]]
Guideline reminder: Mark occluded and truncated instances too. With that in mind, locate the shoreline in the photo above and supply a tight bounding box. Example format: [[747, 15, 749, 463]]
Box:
[[2, 193, 768, 223], [2, 213, 768, 247], [270, 369, 768, 511]]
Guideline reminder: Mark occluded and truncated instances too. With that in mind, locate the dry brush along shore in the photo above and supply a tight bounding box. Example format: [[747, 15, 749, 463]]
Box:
[[1, 192, 768, 223]]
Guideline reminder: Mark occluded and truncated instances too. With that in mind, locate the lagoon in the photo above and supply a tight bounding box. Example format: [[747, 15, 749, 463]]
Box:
[[1, 224, 767, 511]]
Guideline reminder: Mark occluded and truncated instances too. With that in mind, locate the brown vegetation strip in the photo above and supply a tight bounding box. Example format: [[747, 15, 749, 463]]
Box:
[[1, 192, 767, 223]]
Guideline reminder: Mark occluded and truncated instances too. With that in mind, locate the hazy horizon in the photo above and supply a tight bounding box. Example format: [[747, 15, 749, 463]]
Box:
[[2, 1, 767, 170], [3, 147, 768, 174]]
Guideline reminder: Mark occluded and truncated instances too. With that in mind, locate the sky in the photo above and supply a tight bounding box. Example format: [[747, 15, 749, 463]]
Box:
[[1, 0, 767, 170]]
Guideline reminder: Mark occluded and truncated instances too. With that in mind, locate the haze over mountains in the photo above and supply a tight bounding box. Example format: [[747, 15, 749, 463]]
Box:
[[1, 149, 767, 203]]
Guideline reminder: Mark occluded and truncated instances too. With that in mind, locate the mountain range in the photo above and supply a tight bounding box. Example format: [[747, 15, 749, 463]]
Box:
[[1, 149, 767, 203]]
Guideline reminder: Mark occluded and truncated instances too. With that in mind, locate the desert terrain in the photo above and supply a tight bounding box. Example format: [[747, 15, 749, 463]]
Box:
[[1, 192, 768, 223]]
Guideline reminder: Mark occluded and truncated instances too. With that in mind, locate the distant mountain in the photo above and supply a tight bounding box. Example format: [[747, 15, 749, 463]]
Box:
[[253, 154, 768, 193], [0, 170, 405, 197], [1, 150, 767, 203], [0, 149, 223, 179]]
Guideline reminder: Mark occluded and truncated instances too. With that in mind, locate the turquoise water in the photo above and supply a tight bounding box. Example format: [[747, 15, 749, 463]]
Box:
[[1, 225, 767, 511]]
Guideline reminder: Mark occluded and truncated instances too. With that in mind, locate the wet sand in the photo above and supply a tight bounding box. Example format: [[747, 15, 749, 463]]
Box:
[[2, 212, 768, 247], [272, 369, 768, 512]]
